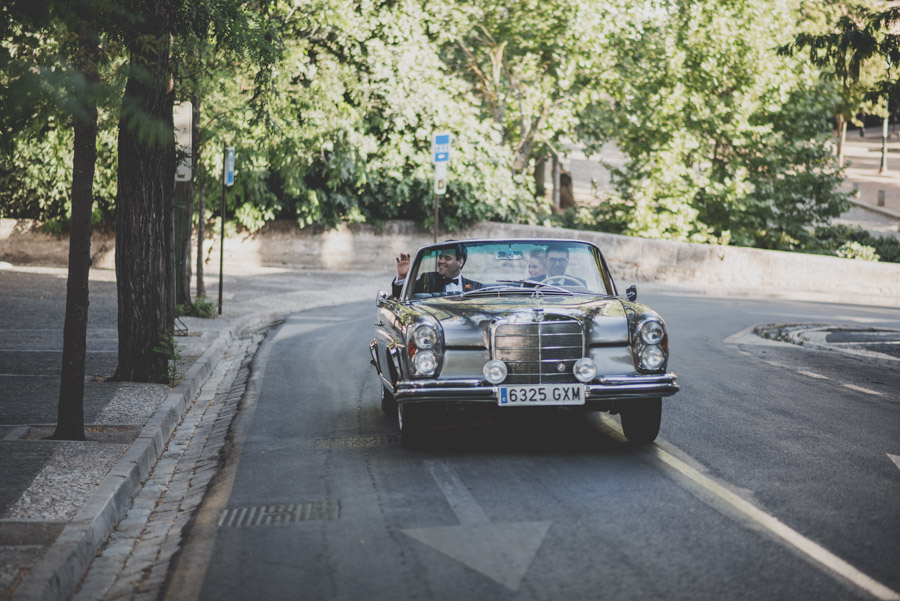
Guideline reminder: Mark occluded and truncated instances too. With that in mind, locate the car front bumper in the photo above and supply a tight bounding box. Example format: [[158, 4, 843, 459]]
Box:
[[393, 373, 679, 409]]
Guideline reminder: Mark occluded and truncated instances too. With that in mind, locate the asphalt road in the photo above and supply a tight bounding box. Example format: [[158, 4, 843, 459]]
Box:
[[165, 293, 900, 601]]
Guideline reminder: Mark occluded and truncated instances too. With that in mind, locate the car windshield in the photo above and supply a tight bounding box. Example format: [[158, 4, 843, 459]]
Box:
[[404, 240, 613, 299]]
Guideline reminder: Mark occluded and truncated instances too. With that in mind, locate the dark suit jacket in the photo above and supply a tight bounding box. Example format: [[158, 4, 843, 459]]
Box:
[[391, 272, 483, 298]]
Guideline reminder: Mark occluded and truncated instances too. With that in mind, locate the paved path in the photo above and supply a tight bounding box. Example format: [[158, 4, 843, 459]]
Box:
[[0, 267, 389, 601]]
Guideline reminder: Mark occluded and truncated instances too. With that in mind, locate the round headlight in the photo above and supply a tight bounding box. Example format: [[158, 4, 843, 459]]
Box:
[[641, 345, 666, 371], [483, 360, 508, 384], [573, 357, 597, 383], [412, 324, 438, 349], [413, 350, 438, 376], [640, 320, 665, 345]]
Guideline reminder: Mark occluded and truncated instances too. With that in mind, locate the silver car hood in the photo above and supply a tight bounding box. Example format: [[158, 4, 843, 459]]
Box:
[[415, 295, 630, 348]]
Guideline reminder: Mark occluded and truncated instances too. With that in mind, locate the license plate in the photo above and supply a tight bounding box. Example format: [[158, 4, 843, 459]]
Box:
[[497, 384, 585, 406]]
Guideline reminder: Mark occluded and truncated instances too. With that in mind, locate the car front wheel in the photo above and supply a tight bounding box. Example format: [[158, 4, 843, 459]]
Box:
[[619, 397, 662, 444]]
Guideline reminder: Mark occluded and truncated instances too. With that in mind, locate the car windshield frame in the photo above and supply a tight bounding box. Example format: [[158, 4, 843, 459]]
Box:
[[400, 239, 618, 301]]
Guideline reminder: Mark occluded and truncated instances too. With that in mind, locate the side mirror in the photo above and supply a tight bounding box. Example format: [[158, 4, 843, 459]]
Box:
[[625, 284, 637, 302], [375, 290, 389, 307]]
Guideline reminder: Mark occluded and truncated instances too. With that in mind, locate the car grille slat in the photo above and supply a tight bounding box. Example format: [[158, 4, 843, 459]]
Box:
[[492, 318, 584, 385]]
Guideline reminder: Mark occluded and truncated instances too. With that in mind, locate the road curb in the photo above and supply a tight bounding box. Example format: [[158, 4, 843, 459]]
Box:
[[753, 323, 900, 368], [10, 290, 374, 601], [12, 328, 235, 601]]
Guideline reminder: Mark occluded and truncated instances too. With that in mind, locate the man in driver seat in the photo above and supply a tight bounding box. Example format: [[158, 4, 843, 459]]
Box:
[[392, 243, 483, 297], [544, 244, 586, 286]]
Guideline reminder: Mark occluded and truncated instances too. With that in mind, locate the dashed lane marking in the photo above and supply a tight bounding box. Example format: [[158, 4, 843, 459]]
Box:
[[842, 384, 883, 396], [798, 371, 829, 380]]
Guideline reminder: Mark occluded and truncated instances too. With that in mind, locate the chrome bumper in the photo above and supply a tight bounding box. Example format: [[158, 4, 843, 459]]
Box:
[[394, 373, 679, 405]]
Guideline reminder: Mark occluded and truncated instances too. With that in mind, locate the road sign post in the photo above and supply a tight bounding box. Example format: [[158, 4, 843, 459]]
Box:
[[219, 146, 235, 315], [432, 132, 451, 242]]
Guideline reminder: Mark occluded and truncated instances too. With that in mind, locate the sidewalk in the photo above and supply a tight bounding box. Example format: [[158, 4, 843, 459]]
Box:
[[0, 265, 392, 601], [838, 127, 900, 238]]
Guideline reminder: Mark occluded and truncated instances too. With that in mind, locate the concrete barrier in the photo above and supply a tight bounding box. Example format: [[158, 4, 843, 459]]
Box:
[[2, 218, 898, 308]]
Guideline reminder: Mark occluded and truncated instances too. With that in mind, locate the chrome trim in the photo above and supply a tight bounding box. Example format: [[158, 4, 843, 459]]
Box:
[[393, 372, 679, 403], [491, 316, 585, 384]]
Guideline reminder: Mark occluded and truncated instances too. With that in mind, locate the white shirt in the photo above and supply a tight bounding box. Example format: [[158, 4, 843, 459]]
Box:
[[443, 277, 463, 294]]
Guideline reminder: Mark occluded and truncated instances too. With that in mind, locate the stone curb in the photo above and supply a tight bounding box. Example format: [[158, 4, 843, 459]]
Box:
[[752, 323, 900, 368], [10, 280, 378, 601], [12, 328, 235, 601]]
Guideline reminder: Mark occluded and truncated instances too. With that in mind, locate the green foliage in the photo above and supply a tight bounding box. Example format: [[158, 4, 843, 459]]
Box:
[[573, 0, 850, 250], [810, 224, 900, 262], [176, 296, 217, 318], [2, 0, 889, 262], [153, 334, 185, 386], [0, 109, 119, 228], [836, 240, 879, 261]]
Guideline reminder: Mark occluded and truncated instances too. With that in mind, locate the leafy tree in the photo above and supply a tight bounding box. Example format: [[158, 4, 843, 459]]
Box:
[[783, 0, 886, 165], [579, 0, 849, 249], [430, 0, 616, 205], [1, 0, 118, 439], [112, 0, 280, 382]]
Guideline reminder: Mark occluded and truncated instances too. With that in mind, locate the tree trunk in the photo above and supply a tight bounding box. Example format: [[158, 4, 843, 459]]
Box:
[[53, 27, 100, 441], [193, 95, 206, 300], [836, 114, 847, 166], [175, 180, 193, 308], [552, 154, 561, 212], [534, 156, 546, 198], [114, 5, 178, 383]]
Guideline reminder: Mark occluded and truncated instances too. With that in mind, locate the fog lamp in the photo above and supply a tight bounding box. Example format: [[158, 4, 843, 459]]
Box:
[[573, 358, 597, 383], [413, 350, 438, 376], [641, 345, 666, 371], [483, 360, 508, 384]]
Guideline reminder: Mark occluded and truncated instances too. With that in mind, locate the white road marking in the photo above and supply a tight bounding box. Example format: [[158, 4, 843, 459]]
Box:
[[401, 460, 551, 591], [842, 384, 883, 396], [889, 454, 900, 473], [798, 371, 829, 380], [599, 416, 900, 601]]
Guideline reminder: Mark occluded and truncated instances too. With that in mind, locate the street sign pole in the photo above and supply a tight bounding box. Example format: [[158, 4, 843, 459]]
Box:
[[218, 145, 235, 315], [433, 190, 438, 243], [432, 132, 451, 243]]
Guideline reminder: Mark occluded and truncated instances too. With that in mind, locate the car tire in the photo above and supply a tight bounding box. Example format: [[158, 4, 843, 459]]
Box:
[[619, 397, 662, 444], [381, 385, 397, 415], [398, 404, 429, 449]]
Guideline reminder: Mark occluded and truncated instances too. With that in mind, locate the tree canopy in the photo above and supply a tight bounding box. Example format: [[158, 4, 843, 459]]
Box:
[[2, 0, 898, 262]]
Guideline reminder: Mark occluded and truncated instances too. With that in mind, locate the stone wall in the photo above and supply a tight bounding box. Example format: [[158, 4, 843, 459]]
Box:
[[2, 218, 898, 307]]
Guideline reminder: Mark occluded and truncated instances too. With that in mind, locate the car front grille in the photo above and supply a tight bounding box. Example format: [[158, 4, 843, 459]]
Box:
[[492, 317, 584, 384]]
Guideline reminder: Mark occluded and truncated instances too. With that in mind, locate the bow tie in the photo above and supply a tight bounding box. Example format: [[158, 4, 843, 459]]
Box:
[[443, 277, 459, 286]]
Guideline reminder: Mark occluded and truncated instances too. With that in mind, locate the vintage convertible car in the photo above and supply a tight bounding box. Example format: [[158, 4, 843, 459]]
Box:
[[369, 238, 678, 447]]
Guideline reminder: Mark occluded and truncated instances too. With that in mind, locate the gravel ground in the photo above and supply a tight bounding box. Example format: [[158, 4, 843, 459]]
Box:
[[3, 443, 128, 521]]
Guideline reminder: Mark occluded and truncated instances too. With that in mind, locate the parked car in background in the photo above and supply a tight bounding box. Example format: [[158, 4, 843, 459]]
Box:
[[369, 239, 679, 447]]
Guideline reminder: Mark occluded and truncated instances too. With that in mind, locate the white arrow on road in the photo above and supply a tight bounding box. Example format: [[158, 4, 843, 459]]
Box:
[[889, 454, 900, 472], [401, 460, 551, 591]]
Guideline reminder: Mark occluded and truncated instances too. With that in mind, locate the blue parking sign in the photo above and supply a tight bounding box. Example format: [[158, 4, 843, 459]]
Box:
[[433, 133, 451, 163]]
